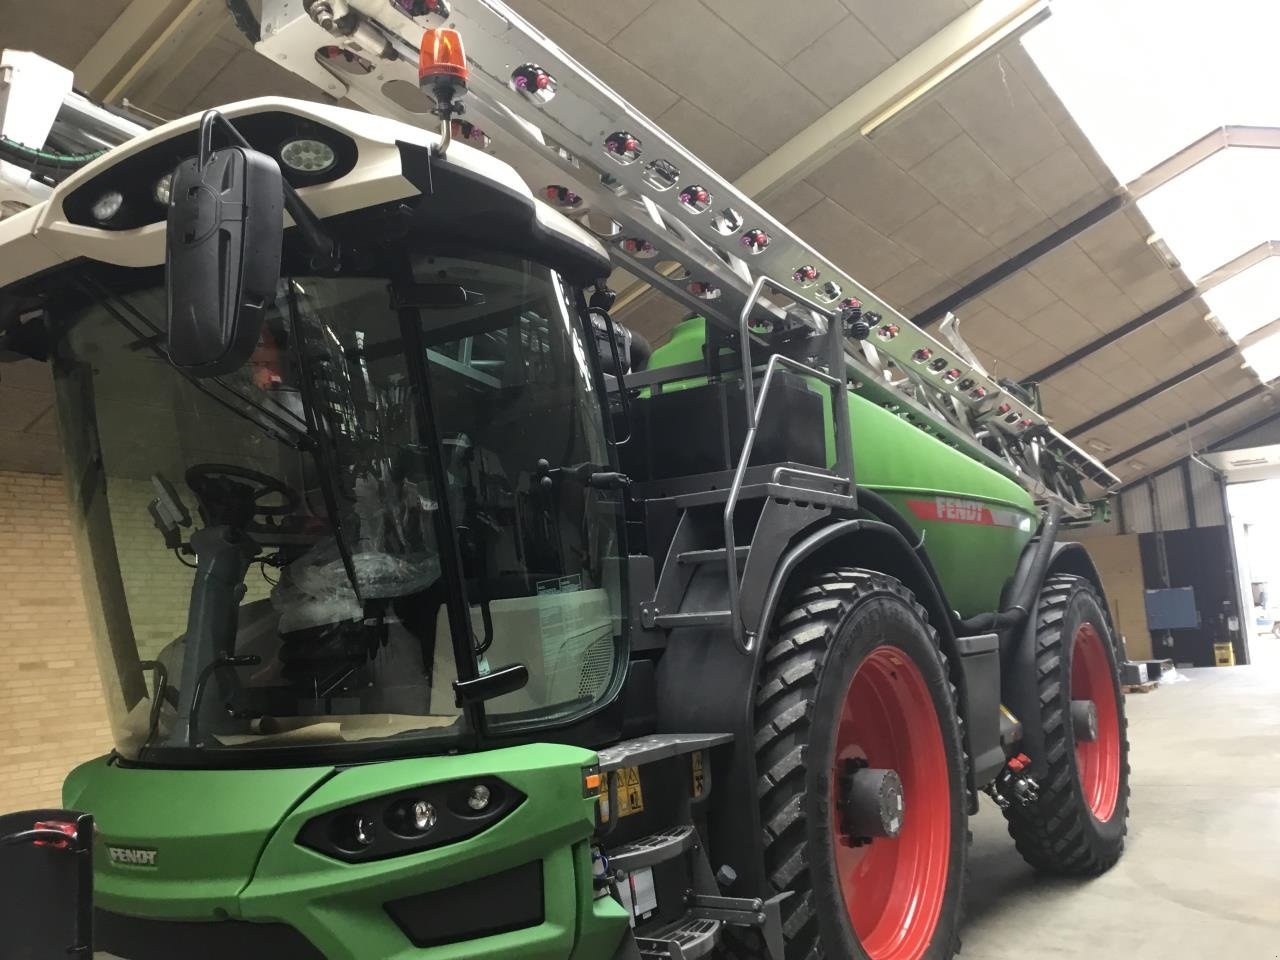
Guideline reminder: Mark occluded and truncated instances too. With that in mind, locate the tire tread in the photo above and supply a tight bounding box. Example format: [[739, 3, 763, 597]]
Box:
[[1003, 574, 1131, 876], [744, 568, 964, 960]]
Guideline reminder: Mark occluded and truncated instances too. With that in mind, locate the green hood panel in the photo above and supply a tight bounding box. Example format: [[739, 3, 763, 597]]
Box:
[[243, 744, 601, 960], [63, 757, 333, 918], [62, 745, 623, 959]]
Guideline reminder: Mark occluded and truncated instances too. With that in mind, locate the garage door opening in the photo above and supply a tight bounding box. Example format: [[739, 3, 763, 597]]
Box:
[[1225, 478, 1280, 666]]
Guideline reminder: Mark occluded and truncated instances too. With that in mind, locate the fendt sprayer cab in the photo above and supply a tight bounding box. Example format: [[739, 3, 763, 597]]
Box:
[[0, 5, 1130, 959], [3, 92, 643, 958]]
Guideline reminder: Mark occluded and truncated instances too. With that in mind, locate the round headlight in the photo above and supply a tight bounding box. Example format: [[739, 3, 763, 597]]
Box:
[[91, 190, 124, 223], [411, 800, 437, 832], [467, 784, 491, 811], [280, 138, 337, 173], [154, 173, 174, 206]]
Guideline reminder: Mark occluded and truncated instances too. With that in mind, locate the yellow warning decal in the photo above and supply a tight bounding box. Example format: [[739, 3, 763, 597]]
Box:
[[691, 751, 706, 800], [617, 766, 645, 817]]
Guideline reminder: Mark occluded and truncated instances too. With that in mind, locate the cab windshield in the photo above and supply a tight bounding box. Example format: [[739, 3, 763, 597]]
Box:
[[50, 255, 624, 763]]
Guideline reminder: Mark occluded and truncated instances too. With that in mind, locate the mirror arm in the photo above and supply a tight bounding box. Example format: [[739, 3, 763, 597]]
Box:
[[198, 110, 339, 270]]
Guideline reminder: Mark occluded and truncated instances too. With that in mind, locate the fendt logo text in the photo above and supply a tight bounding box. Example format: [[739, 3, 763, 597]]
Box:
[[107, 846, 158, 867]]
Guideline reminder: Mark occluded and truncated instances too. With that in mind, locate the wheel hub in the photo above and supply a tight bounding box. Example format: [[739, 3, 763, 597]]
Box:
[[1071, 699, 1099, 743], [1071, 623, 1123, 821], [838, 758, 905, 847]]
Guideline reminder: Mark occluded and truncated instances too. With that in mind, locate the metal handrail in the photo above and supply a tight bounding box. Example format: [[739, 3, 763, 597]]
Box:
[[724, 276, 856, 653]]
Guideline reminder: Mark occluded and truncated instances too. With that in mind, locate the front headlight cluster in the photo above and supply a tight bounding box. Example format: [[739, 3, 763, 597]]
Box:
[[64, 114, 355, 231], [297, 776, 523, 863]]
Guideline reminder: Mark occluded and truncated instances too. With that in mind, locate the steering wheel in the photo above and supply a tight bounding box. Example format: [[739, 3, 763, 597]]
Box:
[[185, 463, 300, 527]]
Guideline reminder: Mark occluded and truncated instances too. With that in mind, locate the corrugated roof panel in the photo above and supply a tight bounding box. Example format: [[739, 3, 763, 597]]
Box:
[[1152, 466, 1190, 531], [1190, 460, 1226, 527]]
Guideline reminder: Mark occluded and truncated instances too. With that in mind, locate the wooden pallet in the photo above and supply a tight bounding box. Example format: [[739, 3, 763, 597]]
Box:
[[1123, 681, 1158, 695]]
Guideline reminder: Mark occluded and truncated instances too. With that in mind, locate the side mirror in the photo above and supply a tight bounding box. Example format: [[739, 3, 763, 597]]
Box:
[[165, 144, 283, 377]]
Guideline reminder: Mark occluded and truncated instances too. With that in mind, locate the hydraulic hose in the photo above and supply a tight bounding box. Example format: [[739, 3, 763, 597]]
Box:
[[224, 0, 262, 43], [957, 502, 1064, 635], [0, 136, 106, 175], [854, 487, 1064, 638]]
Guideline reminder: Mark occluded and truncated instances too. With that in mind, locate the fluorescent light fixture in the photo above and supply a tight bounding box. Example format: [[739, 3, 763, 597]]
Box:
[[1023, 0, 1280, 184], [1200, 257, 1280, 341], [1137, 147, 1280, 281], [860, 0, 1050, 136], [1085, 438, 1111, 454], [1242, 333, 1280, 383]]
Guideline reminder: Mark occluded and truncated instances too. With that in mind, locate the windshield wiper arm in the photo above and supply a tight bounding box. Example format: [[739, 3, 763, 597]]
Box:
[[188, 654, 261, 746], [285, 281, 364, 604]]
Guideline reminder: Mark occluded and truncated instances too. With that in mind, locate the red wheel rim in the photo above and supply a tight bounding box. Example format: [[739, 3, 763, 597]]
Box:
[[832, 647, 950, 960], [1071, 623, 1121, 821]]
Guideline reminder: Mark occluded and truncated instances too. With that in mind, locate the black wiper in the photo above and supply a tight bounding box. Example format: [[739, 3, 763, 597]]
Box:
[[137, 659, 171, 757], [285, 281, 364, 603], [188, 654, 261, 746], [83, 278, 312, 450]]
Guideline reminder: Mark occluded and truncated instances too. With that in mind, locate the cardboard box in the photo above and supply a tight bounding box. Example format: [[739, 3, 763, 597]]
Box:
[[1121, 661, 1149, 685]]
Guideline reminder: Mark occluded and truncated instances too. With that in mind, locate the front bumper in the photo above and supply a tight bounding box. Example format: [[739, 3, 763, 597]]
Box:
[[66, 745, 629, 959]]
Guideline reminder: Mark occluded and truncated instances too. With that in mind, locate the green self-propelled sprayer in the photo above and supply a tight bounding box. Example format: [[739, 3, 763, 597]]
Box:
[[0, 3, 1128, 958]]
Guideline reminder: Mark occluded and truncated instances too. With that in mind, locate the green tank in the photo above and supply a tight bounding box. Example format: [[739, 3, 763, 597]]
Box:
[[647, 317, 1038, 616]]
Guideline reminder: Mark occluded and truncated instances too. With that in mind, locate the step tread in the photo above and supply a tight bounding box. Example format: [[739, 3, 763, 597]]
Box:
[[653, 610, 732, 628], [635, 916, 721, 960], [608, 824, 697, 872], [597, 732, 734, 772]]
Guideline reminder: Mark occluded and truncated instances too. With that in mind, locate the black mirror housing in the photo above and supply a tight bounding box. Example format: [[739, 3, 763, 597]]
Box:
[[165, 146, 283, 377]]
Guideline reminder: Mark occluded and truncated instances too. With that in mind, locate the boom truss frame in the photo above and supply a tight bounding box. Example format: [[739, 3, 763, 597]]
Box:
[[260, 0, 1119, 515]]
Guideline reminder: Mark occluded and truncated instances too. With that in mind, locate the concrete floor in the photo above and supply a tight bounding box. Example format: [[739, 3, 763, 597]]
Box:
[[962, 663, 1280, 958]]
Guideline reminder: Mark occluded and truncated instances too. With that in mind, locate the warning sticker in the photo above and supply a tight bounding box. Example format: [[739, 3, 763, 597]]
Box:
[[691, 751, 706, 800], [616, 766, 645, 817]]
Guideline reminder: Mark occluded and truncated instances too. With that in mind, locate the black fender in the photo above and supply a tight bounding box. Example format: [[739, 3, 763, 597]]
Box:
[[1004, 541, 1111, 782], [655, 514, 973, 898], [1045, 541, 1108, 602], [755, 518, 961, 666]]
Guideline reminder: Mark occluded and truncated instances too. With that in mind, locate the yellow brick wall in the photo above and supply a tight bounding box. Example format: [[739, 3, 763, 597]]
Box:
[[0, 471, 109, 810], [0, 470, 282, 811], [104, 478, 271, 664]]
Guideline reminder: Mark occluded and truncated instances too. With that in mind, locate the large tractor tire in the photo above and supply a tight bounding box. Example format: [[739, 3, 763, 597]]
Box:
[[749, 568, 967, 960], [1004, 574, 1130, 875]]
